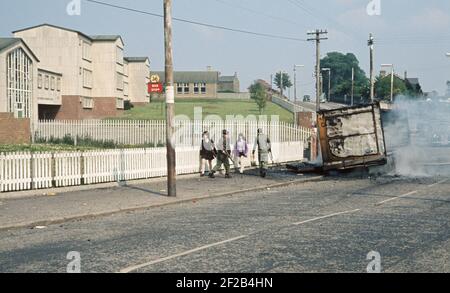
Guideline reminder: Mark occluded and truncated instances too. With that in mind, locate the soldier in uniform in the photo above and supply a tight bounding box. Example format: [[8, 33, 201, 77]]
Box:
[[209, 129, 232, 179], [199, 131, 215, 177], [252, 128, 272, 178]]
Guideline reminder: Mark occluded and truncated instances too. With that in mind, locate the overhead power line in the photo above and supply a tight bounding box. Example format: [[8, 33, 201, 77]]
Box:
[[85, 0, 307, 42]]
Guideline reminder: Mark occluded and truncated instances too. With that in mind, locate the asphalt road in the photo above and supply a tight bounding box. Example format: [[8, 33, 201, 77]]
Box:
[[0, 174, 449, 273]]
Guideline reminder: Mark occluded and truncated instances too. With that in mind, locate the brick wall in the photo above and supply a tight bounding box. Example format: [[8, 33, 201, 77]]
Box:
[[0, 113, 31, 144], [54, 96, 123, 120]]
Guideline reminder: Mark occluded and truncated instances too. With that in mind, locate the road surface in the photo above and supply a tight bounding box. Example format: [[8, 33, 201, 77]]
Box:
[[0, 175, 449, 273]]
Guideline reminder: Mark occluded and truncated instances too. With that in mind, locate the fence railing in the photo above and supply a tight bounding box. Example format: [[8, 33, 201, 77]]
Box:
[[271, 95, 314, 113], [35, 120, 313, 146], [0, 142, 304, 193]]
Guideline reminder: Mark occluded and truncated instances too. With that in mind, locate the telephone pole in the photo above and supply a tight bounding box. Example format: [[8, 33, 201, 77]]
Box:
[[307, 30, 328, 112], [368, 33, 375, 102], [164, 0, 176, 197], [351, 67, 355, 106]]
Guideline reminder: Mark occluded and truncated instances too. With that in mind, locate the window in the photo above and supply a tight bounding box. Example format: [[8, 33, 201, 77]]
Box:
[[51, 76, 56, 91], [194, 83, 199, 94], [183, 83, 190, 94], [116, 98, 124, 109], [82, 97, 94, 109], [83, 69, 92, 89], [82, 41, 91, 61], [38, 74, 43, 89], [177, 83, 183, 94], [57, 77, 61, 92], [44, 75, 50, 89], [6, 48, 33, 118], [124, 82, 129, 97], [116, 46, 124, 65], [116, 72, 124, 90], [201, 83, 207, 94]]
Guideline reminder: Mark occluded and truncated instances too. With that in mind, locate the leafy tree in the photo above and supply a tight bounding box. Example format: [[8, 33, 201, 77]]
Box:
[[249, 82, 268, 114], [374, 74, 407, 101], [320, 52, 369, 99], [274, 72, 293, 97]]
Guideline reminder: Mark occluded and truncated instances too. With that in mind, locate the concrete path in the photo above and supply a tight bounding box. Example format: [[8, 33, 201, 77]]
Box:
[[0, 168, 322, 231]]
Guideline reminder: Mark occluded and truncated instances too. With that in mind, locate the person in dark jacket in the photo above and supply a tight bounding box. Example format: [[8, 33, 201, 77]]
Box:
[[199, 131, 215, 177], [209, 129, 232, 179]]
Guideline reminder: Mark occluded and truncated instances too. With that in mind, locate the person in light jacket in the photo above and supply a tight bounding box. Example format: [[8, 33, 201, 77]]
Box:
[[233, 133, 248, 174], [252, 128, 272, 178]]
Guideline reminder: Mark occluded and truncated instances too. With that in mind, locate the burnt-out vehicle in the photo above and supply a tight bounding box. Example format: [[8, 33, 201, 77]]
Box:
[[317, 103, 387, 171]]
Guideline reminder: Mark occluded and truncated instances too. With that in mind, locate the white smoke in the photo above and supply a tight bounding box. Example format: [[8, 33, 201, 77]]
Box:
[[383, 96, 450, 177]]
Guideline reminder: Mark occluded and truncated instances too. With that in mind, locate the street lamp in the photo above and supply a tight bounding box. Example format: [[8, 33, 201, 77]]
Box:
[[381, 64, 394, 102], [294, 65, 305, 103], [321, 68, 331, 102]]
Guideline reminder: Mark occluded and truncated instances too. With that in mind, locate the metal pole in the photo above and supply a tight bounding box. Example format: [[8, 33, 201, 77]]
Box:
[[369, 33, 375, 102], [294, 66, 297, 103], [351, 67, 354, 106], [164, 0, 176, 197], [390, 66, 394, 102], [328, 70, 331, 102]]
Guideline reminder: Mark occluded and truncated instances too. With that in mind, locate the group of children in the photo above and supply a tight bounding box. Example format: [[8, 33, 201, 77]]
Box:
[[199, 128, 272, 178]]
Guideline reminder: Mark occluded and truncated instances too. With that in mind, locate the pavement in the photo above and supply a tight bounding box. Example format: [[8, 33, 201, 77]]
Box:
[[0, 173, 448, 273], [0, 167, 322, 231]]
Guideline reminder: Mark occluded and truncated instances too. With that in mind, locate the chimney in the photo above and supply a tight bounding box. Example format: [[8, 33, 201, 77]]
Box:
[[404, 70, 408, 80]]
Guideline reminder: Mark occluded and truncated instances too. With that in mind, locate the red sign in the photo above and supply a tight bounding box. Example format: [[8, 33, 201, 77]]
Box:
[[148, 83, 163, 93]]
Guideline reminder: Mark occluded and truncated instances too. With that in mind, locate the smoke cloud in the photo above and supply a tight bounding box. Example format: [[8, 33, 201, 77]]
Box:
[[382, 96, 450, 177]]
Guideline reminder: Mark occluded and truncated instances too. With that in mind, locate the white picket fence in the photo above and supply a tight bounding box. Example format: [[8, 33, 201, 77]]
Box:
[[35, 120, 312, 146], [0, 141, 304, 193]]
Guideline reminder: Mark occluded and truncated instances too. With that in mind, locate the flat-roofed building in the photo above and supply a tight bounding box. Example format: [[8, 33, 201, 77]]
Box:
[[13, 24, 150, 119]]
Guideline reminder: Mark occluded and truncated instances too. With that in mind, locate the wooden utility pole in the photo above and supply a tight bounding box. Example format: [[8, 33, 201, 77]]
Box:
[[279, 70, 283, 99], [351, 67, 355, 106], [307, 30, 328, 112], [164, 0, 176, 197], [368, 33, 375, 102], [307, 29, 328, 161]]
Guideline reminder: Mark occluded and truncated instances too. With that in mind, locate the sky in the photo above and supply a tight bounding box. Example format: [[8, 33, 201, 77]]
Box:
[[2, 0, 450, 97]]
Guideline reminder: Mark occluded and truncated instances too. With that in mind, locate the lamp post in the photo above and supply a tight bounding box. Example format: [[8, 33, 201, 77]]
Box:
[[381, 64, 394, 103], [294, 65, 305, 103], [321, 68, 331, 102]]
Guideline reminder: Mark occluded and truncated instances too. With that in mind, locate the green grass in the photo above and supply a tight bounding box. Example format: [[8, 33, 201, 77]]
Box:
[[0, 144, 102, 153], [112, 99, 294, 123]]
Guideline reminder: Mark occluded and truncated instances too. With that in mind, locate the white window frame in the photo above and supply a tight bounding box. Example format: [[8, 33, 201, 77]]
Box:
[[194, 83, 199, 94], [57, 77, 61, 92], [6, 47, 33, 118], [44, 75, 49, 90], [82, 97, 94, 109], [201, 82, 207, 94], [184, 83, 190, 94], [116, 46, 124, 65], [124, 82, 129, 97], [51, 76, 56, 91], [177, 83, 183, 94], [116, 72, 124, 91], [38, 73, 43, 89], [83, 69, 92, 89], [82, 41, 91, 61]]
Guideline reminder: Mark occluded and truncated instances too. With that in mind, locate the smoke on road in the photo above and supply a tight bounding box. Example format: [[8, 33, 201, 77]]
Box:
[[382, 96, 450, 177]]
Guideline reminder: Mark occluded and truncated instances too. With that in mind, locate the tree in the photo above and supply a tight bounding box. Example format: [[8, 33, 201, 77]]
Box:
[[274, 72, 293, 97], [320, 52, 370, 99], [249, 81, 268, 114], [374, 74, 407, 101]]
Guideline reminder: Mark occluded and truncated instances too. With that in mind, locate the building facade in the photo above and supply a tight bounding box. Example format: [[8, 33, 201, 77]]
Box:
[[218, 73, 240, 93], [12, 24, 150, 120], [151, 70, 241, 99]]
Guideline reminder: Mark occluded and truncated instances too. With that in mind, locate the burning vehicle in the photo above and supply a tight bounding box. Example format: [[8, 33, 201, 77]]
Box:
[[288, 103, 388, 173], [317, 103, 387, 171]]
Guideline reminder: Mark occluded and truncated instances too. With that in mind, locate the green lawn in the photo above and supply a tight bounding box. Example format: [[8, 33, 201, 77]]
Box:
[[0, 144, 102, 153], [114, 99, 294, 123]]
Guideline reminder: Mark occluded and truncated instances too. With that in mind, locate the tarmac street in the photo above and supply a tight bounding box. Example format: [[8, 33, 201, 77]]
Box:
[[0, 172, 448, 273]]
